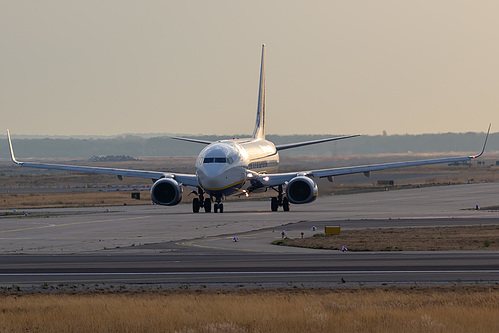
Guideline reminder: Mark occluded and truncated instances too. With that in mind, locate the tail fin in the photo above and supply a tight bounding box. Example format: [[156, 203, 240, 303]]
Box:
[[252, 44, 266, 140]]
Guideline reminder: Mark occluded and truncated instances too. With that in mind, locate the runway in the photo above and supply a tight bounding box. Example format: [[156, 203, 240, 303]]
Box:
[[0, 252, 498, 289], [0, 182, 498, 290]]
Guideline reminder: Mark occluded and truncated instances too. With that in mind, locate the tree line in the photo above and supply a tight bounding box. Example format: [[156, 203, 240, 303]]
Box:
[[2, 132, 496, 158]]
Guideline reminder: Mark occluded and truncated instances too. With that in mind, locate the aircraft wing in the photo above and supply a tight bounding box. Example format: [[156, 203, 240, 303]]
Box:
[[259, 154, 483, 187], [7, 130, 199, 187], [259, 125, 490, 187]]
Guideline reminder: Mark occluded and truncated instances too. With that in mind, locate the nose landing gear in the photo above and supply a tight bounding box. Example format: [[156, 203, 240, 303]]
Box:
[[191, 188, 212, 213], [213, 195, 224, 213], [214, 202, 224, 213]]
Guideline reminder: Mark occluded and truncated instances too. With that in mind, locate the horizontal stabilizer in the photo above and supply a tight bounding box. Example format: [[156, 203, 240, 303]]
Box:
[[171, 136, 213, 145], [275, 134, 360, 151]]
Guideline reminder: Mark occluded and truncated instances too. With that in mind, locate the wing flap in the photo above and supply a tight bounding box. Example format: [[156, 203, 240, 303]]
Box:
[[258, 155, 475, 187], [10, 160, 199, 186], [310, 156, 474, 178], [14, 161, 167, 179]]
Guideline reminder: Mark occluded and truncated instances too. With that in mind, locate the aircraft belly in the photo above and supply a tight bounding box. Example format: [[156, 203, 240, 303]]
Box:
[[205, 183, 243, 197]]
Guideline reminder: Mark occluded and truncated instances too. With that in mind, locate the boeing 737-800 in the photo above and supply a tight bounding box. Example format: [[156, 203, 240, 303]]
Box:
[[7, 45, 490, 213]]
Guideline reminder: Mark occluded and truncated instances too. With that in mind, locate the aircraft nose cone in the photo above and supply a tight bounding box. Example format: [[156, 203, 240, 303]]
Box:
[[197, 166, 245, 192], [197, 166, 225, 189], [201, 164, 224, 178]]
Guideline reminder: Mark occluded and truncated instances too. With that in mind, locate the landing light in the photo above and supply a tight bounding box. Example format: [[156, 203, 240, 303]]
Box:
[[263, 176, 270, 182], [247, 173, 254, 178]]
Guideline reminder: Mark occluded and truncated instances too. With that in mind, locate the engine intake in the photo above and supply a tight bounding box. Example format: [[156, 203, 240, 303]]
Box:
[[150, 178, 183, 206], [286, 176, 318, 204]]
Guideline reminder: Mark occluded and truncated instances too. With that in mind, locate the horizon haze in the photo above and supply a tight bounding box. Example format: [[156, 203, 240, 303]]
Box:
[[2, 1, 498, 136]]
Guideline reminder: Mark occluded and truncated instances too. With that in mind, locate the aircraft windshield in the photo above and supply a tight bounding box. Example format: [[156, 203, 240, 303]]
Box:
[[203, 157, 234, 164]]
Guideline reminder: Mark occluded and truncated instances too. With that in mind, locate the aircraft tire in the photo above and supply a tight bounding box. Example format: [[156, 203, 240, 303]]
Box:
[[219, 203, 224, 213], [283, 197, 290, 211], [204, 198, 212, 213], [193, 198, 200, 213], [271, 197, 278, 211], [214, 203, 219, 213]]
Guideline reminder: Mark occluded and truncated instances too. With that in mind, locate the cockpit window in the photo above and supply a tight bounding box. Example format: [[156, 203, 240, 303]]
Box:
[[203, 156, 235, 164], [203, 157, 229, 163]]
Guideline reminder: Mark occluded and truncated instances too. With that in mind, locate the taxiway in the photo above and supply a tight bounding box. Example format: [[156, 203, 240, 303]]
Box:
[[0, 182, 498, 290]]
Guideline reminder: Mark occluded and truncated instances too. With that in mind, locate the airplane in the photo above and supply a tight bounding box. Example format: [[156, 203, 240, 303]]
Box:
[[7, 44, 490, 213]]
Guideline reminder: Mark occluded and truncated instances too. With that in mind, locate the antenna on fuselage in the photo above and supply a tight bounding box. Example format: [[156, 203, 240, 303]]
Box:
[[252, 44, 266, 140]]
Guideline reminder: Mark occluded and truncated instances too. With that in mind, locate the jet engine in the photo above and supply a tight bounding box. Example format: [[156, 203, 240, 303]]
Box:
[[286, 176, 318, 204], [150, 178, 183, 206]]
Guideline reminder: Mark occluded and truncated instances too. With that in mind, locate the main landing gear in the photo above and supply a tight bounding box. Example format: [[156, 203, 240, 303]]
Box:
[[271, 185, 290, 212], [192, 197, 212, 213], [192, 188, 223, 213], [192, 188, 211, 213]]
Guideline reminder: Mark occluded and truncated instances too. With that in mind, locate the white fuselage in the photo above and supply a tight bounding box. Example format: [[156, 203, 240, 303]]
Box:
[[195, 138, 279, 197]]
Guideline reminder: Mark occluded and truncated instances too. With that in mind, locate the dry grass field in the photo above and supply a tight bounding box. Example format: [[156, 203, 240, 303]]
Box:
[[0, 191, 152, 209], [274, 225, 499, 251], [0, 287, 497, 332]]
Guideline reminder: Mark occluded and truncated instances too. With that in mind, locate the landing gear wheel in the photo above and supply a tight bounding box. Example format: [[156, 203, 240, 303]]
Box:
[[204, 198, 212, 213], [282, 197, 290, 211], [271, 197, 278, 211], [214, 203, 219, 213], [192, 198, 200, 213], [219, 203, 224, 213]]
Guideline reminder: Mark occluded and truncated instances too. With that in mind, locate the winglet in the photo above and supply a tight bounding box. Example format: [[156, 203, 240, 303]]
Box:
[[7, 129, 22, 165], [470, 123, 491, 159]]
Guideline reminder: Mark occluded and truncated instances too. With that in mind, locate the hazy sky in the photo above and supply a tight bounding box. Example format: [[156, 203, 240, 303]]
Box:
[[2, 1, 498, 136]]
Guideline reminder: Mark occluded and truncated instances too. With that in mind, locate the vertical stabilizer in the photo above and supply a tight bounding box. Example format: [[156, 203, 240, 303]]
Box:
[[252, 44, 266, 139]]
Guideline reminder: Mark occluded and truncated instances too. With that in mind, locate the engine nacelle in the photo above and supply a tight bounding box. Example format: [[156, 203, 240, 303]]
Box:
[[150, 178, 183, 206], [286, 176, 318, 204]]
